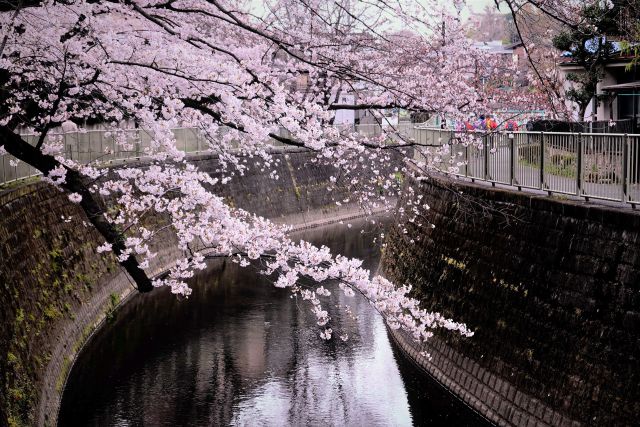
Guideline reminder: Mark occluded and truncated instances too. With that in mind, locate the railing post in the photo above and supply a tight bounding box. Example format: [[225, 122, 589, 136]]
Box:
[[183, 129, 188, 152], [509, 133, 515, 185], [576, 133, 582, 196], [99, 131, 103, 161], [135, 129, 141, 158], [439, 130, 445, 172], [88, 130, 93, 163], [483, 134, 489, 181], [623, 133, 629, 202], [540, 132, 545, 189], [465, 144, 469, 177], [76, 131, 81, 164], [65, 133, 72, 161]]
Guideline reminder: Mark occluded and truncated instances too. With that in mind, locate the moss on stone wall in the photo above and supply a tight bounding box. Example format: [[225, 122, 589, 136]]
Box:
[[0, 184, 119, 426]]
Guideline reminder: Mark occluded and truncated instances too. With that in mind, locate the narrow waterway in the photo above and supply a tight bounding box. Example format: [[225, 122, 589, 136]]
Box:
[[59, 219, 489, 426]]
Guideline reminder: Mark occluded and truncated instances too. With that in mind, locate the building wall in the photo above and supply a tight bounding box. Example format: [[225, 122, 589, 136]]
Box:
[[333, 93, 356, 125], [597, 69, 618, 121], [558, 63, 637, 123]]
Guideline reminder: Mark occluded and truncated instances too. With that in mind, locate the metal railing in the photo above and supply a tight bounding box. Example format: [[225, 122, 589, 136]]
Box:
[[412, 128, 640, 207], [5, 123, 637, 207], [2, 123, 415, 186], [1, 127, 205, 185]]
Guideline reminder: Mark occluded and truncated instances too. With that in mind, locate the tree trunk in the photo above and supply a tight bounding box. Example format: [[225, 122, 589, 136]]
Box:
[[0, 126, 154, 292], [578, 103, 587, 122]]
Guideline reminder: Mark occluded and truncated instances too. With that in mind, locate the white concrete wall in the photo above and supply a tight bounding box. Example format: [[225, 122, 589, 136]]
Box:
[[333, 93, 356, 125]]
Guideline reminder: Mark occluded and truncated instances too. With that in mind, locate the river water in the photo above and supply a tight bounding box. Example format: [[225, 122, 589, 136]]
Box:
[[59, 219, 488, 426]]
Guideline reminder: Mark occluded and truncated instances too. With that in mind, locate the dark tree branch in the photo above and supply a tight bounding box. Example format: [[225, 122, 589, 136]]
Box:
[[0, 126, 154, 292]]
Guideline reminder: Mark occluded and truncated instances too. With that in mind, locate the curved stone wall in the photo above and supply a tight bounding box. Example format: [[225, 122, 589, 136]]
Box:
[[381, 172, 640, 426], [0, 148, 379, 427]]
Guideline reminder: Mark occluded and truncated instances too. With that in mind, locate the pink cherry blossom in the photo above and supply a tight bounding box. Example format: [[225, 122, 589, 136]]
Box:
[[0, 0, 559, 343]]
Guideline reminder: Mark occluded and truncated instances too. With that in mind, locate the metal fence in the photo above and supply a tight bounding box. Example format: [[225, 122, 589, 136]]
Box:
[[1, 128, 205, 185], [6, 124, 637, 207], [413, 128, 640, 207], [2, 123, 416, 186]]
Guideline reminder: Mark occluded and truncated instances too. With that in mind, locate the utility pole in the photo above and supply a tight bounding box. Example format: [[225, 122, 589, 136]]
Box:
[[441, 12, 446, 46]]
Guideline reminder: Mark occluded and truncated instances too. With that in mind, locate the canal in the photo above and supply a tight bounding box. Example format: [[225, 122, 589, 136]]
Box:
[[59, 219, 489, 426]]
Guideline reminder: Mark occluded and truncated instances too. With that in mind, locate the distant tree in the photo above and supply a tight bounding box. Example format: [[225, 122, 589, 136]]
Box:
[[466, 6, 511, 43], [617, 0, 640, 67]]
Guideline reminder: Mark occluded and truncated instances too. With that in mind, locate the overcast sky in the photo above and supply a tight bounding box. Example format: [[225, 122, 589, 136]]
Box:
[[248, 1, 503, 27], [249, 1, 501, 15], [466, 0, 499, 13]]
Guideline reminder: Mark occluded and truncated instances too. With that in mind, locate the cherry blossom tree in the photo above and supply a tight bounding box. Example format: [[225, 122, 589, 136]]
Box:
[[0, 0, 552, 342]]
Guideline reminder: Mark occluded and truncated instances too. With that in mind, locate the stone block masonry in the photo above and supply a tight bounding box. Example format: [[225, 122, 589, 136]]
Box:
[[0, 183, 123, 427], [0, 148, 388, 427], [381, 171, 640, 426]]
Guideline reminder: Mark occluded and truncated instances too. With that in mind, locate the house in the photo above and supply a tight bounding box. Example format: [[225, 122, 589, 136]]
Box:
[[600, 62, 640, 132], [559, 51, 639, 132]]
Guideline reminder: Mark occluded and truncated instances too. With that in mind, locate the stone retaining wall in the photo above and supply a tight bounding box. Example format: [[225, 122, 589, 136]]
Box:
[[381, 171, 640, 426], [0, 148, 382, 427]]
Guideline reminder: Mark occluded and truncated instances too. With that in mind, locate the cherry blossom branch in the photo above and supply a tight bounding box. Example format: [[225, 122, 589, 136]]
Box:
[[0, 127, 153, 291]]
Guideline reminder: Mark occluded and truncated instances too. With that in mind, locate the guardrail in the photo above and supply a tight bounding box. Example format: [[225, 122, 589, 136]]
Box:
[[1, 128, 205, 185], [5, 124, 638, 207], [1, 123, 415, 186], [412, 128, 640, 207]]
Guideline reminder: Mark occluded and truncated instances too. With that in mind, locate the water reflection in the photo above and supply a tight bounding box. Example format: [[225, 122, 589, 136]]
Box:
[[59, 219, 488, 426]]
